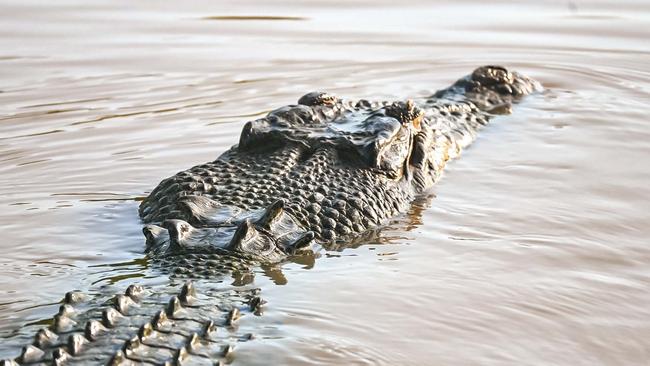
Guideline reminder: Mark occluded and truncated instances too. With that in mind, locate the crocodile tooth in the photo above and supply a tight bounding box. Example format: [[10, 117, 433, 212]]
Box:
[[0, 359, 19, 366], [125, 284, 145, 301], [102, 307, 121, 328], [166, 296, 183, 318], [64, 290, 85, 304], [52, 347, 70, 365], [256, 199, 285, 228], [18, 345, 45, 363], [226, 308, 240, 326], [138, 322, 153, 340], [33, 327, 58, 348], [53, 313, 77, 333], [287, 231, 315, 254], [84, 320, 106, 341], [67, 333, 87, 355], [179, 281, 196, 305]]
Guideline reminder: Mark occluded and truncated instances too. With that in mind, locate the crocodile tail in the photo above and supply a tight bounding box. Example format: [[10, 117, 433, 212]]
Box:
[[2, 281, 263, 365]]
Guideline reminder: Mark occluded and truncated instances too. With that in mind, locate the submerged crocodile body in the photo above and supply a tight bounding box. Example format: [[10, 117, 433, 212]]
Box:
[[2, 66, 540, 365]]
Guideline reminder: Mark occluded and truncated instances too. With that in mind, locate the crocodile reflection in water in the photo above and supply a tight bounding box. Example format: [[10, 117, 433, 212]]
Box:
[[3, 66, 541, 365]]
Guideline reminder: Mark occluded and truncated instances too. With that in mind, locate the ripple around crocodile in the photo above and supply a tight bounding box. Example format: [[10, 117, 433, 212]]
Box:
[[2, 65, 541, 365]]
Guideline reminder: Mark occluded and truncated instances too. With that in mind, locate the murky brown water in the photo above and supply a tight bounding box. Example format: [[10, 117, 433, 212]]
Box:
[[1, 0, 649, 364]]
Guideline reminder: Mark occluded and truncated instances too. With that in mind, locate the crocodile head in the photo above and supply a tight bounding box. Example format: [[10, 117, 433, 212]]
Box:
[[141, 97, 424, 261], [139, 65, 540, 262]]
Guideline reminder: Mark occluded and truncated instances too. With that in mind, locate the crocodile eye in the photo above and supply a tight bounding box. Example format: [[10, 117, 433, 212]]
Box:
[[297, 91, 339, 106], [385, 100, 423, 129], [373, 127, 411, 178], [363, 101, 423, 178], [412, 113, 422, 130]]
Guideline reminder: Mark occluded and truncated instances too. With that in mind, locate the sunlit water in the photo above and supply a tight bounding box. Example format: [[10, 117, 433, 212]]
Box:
[[1, 0, 649, 364]]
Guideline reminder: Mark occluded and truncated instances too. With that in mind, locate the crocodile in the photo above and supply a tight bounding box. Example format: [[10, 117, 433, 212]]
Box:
[[1, 66, 540, 365]]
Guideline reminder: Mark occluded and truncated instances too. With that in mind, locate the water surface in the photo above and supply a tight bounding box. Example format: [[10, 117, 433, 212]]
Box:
[[1, 0, 649, 364]]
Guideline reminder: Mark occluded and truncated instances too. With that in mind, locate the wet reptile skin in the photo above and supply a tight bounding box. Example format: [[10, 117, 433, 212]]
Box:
[[2, 66, 540, 365]]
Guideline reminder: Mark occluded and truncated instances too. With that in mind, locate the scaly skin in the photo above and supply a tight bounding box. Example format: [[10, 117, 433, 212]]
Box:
[[2, 66, 540, 365]]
